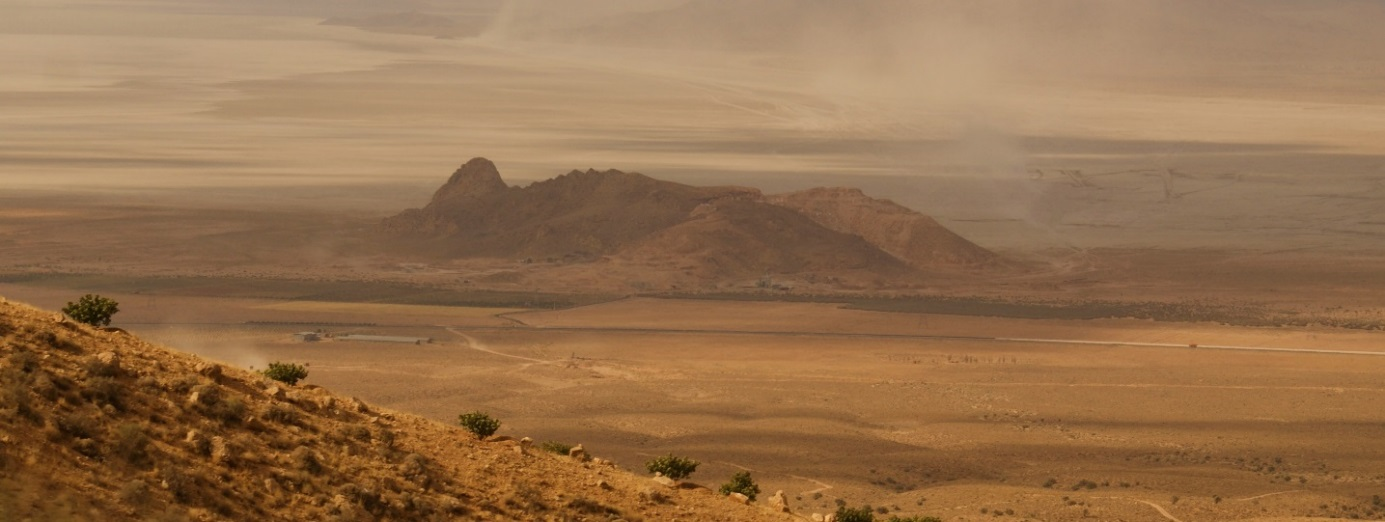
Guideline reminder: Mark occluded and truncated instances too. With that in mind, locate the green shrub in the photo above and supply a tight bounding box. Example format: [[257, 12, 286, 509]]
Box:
[[457, 411, 500, 439], [836, 505, 875, 522], [261, 362, 308, 386], [718, 471, 760, 500], [540, 441, 573, 455], [645, 454, 699, 480], [62, 294, 119, 327]]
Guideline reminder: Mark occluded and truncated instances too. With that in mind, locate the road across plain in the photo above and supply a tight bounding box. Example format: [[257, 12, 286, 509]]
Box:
[[446, 324, 1385, 357]]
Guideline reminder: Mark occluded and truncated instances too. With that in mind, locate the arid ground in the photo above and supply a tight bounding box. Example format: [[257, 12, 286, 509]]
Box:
[[4, 282, 1385, 521]]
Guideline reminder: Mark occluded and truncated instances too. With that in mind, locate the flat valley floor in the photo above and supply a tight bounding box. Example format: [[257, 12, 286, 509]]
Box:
[[5, 285, 1383, 522]]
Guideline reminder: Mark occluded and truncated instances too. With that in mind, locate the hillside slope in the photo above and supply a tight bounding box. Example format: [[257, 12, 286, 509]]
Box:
[[767, 188, 1001, 269], [0, 298, 792, 521]]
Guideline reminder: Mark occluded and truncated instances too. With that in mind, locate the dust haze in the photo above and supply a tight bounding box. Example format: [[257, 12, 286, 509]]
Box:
[[4, 2, 1385, 520]]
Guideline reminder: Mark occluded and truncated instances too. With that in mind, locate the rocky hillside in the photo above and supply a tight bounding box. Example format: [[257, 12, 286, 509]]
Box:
[[0, 298, 793, 521], [767, 188, 1001, 269], [379, 158, 996, 280]]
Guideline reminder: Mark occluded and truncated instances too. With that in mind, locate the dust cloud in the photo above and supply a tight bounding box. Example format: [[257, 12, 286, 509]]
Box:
[[3, 0, 1385, 250]]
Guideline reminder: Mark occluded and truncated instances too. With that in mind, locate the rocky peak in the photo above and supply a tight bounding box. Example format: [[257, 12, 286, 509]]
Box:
[[431, 157, 508, 204]]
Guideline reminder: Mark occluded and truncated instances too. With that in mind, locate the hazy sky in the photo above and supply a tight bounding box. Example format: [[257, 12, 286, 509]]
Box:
[[3, 0, 1385, 250]]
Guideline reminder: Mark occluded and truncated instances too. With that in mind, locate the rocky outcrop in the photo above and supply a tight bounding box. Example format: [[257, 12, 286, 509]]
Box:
[[379, 158, 1000, 280]]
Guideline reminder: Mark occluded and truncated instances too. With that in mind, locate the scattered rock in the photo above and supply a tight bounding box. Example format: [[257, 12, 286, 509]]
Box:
[[595, 480, 612, 490], [329, 494, 358, 518], [811, 514, 824, 522], [210, 436, 233, 466], [265, 386, 286, 401], [348, 397, 371, 414], [94, 351, 120, 372], [824, 514, 837, 522], [652, 474, 677, 488], [195, 362, 222, 382], [769, 490, 789, 513], [728, 492, 750, 504], [568, 444, 587, 461]]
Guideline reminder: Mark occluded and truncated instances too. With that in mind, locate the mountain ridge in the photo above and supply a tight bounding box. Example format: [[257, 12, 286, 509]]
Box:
[[379, 158, 1000, 284]]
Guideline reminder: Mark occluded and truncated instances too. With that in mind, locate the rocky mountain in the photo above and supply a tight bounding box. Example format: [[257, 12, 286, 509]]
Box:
[[0, 298, 791, 521], [767, 187, 1001, 269], [379, 158, 999, 280]]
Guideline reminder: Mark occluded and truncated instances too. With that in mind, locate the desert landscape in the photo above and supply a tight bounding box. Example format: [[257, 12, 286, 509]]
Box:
[[4, 1, 1385, 521]]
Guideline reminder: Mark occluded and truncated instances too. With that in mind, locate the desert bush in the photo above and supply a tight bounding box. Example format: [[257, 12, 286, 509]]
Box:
[[217, 396, 246, 422], [7, 350, 38, 373], [1071, 479, 1098, 491], [265, 403, 298, 424], [456, 411, 500, 439], [111, 423, 150, 465], [84, 376, 123, 410], [400, 453, 433, 487], [188, 433, 211, 456], [63, 294, 119, 327], [400, 453, 428, 476], [836, 505, 876, 522], [376, 428, 396, 448], [644, 454, 699, 480], [82, 356, 119, 378], [188, 384, 243, 423], [159, 467, 194, 503], [539, 441, 572, 455], [117, 479, 150, 506], [291, 446, 322, 473], [566, 498, 621, 517], [261, 362, 308, 386], [169, 375, 201, 394], [337, 424, 371, 443], [189, 384, 221, 405], [1, 378, 38, 423], [55, 411, 99, 440], [718, 471, 760, 500]]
